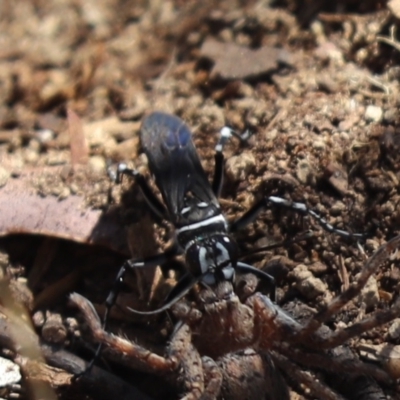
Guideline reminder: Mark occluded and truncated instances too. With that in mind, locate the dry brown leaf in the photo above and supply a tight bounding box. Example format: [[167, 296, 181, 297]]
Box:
[[0, 168, 128, 254]]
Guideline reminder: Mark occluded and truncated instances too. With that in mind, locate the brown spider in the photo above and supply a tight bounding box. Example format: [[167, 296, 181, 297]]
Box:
[[71, 235, 400, 400]]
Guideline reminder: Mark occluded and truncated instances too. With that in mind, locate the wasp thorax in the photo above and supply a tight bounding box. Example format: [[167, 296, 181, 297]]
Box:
[[185, 234, 238, 285]]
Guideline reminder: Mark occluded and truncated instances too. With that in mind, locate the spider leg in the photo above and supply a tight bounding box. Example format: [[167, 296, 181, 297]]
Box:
[[70, 293, 178, 373], [251, 292, 394, 385], [198, 357, 223, 400], [217, 350, 289, 400], [76, 252, 173, 373], [170, 355, 223, 400], [318, 297, 400, 350], [276, 343, 393, 387], [251, 293, 392, 398], [72, 294, 225, 400], [278, 341, 391, 400], [295, 234, 400, 340], [250, 292, 303, 347], [229, 195, 364, 239], [271, 351, 346, 400], [167, 323, 205, 400]]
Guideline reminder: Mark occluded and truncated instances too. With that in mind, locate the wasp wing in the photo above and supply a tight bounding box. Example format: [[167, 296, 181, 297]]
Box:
[[140, 112, 220, 226]]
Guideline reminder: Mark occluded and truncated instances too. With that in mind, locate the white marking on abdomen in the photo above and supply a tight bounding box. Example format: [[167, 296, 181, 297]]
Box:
[[176, 214, 227, 234]]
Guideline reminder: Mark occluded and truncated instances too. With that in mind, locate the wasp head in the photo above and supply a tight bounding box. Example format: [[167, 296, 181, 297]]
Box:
[[185, 234, 238, 285]]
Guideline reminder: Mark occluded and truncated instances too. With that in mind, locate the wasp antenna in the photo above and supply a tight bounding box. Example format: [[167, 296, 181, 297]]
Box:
[[127, 274, 202, 316]]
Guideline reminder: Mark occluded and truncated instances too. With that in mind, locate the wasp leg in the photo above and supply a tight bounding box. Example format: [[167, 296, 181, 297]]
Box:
[[212, 127, 252, 197], [212, 127, 232, 196], [81, 248, 178, 374], [105, 248, 179, 324], [115, 163, 169, 220], [229, 195, 364, 240]]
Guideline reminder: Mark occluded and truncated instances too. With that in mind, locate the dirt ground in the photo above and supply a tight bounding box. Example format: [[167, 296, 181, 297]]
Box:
[[1, 0, 400, 399]]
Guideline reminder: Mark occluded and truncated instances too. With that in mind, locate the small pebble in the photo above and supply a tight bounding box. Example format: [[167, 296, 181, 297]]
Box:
[[358, 275, 379, 308], [225, 152, 256, 182], [364, 105, 383, 122], [89, 155, 107, 174], [42, 313, 67, 344], [387, 319, 400, 340], [0, 166, 10, 187], [0, 357, 21, 387], [36, 129, 55, 143], [32, 310, 45, 328], [388, 0, 400, 19], [383, 108, 398, 124], [291, 264, 327, 299], [296, 159, 313, 184]]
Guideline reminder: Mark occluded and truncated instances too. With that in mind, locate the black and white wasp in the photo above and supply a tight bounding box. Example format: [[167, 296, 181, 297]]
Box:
[[104, 111, 363, 319]]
